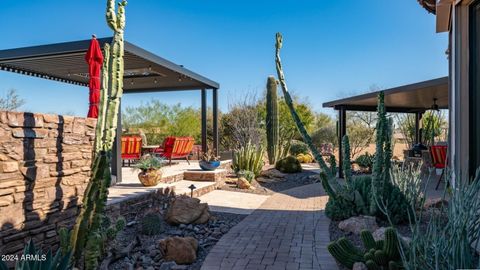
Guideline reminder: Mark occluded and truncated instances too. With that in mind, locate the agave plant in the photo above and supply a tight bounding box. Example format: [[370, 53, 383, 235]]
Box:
[[132, 154, 165, 172], [232, 141, 264, 177]]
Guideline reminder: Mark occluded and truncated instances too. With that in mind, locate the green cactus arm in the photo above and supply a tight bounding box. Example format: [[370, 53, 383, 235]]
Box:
[[361, 230, 377, 251], [327, 242, 357, 269], [366, 259, 381, 270], [94, 43, 110, 153], [106, 0, 118, 31]]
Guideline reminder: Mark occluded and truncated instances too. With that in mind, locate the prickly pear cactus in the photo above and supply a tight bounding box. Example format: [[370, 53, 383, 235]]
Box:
[[69, 0, 128, 268]]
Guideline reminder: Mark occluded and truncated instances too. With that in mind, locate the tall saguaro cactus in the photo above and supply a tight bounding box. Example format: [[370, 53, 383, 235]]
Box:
[[266, 76, 279, 165], [275, 32, 345, 199], [69, 0, 127, 268]]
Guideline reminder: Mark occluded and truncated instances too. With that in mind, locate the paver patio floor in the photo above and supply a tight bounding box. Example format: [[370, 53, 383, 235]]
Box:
[[201, 183, 337, 270]]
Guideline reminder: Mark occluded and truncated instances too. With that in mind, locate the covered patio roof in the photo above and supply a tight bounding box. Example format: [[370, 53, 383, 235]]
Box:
[[323, 76, 449, 178], [0, 37, 220, 184], [323, 76, 448, 113], [0, 37, 219, 92]]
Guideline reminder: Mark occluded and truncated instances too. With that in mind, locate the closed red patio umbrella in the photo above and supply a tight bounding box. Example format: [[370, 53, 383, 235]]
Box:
[[85, 35, 103, 118]]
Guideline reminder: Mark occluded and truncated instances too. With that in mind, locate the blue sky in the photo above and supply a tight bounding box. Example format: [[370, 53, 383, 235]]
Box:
[[0, 0, 447, 116]]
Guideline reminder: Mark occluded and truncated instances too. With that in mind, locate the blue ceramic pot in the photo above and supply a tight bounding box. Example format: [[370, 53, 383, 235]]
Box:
[[199, 160, 220, 171]]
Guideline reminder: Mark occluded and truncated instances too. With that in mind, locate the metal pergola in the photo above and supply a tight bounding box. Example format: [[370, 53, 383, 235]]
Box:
[[0, 37, 220, 184], [323, 76, 448, 178]]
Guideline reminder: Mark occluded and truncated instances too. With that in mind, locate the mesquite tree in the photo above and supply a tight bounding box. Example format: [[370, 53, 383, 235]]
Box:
[[69, 0, 127, 268]]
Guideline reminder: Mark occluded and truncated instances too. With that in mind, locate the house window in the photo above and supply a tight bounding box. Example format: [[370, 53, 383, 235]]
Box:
[[470, 1, 480, 176]]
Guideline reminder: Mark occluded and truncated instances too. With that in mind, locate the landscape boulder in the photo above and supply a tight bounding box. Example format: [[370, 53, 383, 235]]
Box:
[[423, 198, 448, 209], [165, 196, 211, 225], [338, 215, 378, 235], [352, 262, 368, 270], [158, 236, 198, 265], [373, 227, 412, 245], [275, 156, 302, 173], [237, 177, 252, 189], [260, 168, 286, 179]]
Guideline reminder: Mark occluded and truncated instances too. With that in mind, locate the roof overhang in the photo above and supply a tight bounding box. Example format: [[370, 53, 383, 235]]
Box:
[[436, 0, 453, 33], [0, 37, 219, 93], [323, 77, 449, 113]]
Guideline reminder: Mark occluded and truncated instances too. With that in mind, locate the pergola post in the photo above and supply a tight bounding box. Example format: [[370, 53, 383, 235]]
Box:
[[414, 112, 423, 144], [338, 107, 347, 178], [212, 88, 219, 156], [111, 102, 122, 184], [201, 89, 207, 153]]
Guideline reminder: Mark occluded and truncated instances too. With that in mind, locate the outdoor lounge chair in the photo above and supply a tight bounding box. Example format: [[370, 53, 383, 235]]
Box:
[[154, 136, 195, 165], [121, 135, 142, 166], [430, 145, 447, 190]]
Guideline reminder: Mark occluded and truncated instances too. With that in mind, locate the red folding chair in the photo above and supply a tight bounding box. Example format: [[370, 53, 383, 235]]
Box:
[[429, 145, 447, 190]]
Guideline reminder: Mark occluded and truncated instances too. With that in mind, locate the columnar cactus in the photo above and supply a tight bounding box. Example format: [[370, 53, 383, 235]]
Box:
[[266, 76, 279, 165], [69, 0, 127, 268], [342, 135, 353, 187], [275, 32, 349, 201], [328, 228, 402, 269], [370, 91, 393, 215]]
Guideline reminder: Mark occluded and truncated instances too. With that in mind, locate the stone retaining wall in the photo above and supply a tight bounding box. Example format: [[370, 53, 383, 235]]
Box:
[[0, 111, 96, 256]]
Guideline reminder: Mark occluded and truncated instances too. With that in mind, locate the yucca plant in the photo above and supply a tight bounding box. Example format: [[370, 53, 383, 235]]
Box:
[[232, 142, 264, 176]]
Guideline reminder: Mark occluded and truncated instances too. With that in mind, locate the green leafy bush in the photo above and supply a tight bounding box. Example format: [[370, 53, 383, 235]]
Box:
[[237, 170, 255, 183], [355, 152, 374, 172], [275, 156, 302, 173], [289, 140, 309, 155], [232, 142, 264, 176]]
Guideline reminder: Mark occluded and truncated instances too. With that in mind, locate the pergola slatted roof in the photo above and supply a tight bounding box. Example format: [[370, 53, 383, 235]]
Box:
[[0, 37, 219, 92], [0, 37, 220, 184], [323, 76, 448, 113]]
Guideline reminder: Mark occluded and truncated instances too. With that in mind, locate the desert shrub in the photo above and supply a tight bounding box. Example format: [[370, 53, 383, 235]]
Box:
[[275, 156, 302, 173], [232, 142, 264, 176], [311, 125, 337, 148], [355, 152, 374, 172], [237, 170, 255, 183], [289, 140, 309, 155]]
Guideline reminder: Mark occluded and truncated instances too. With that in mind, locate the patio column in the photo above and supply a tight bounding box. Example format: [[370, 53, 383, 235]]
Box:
[[415, 112, 423, 145], [338, 107, 347, 178], [111, 102, 122, 184], [201, 89, 207, 153], [212, 88, 219, 156]]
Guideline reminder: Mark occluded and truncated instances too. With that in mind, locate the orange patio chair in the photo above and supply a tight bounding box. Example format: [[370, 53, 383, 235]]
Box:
[[121, 135, 142, 166], [154, 136, 195, 165], [430, 145, 447, 190]]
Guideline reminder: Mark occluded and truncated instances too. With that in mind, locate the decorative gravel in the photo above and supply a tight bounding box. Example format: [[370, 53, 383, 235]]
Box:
[[217, 167, 320, 195], [108, 211, 246, 270]]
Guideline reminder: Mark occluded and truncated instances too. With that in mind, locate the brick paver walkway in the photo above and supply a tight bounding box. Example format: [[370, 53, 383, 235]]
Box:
[[201, 183, 337, 270]]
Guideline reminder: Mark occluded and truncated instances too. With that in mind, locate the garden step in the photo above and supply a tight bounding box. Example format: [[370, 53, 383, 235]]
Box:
[[183, 169, 228, 182]]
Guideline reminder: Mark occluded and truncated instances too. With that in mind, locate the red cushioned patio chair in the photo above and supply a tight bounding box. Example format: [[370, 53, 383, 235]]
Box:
[[121, 135, 142, 166], [430, 145, 447, 190], [154, 136, 195, 165]]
